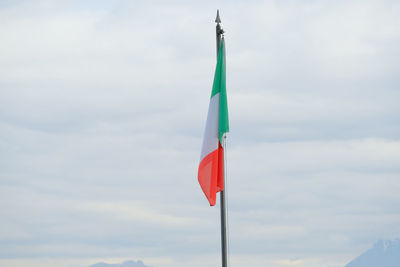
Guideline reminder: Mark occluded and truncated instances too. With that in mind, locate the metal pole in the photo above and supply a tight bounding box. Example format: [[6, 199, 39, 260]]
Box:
[[215, 9, 228, 267], [220, 137, 228, 267]]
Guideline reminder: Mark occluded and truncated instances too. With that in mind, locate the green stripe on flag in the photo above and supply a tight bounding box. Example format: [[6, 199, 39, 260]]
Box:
[[211, 38, 229, 143]]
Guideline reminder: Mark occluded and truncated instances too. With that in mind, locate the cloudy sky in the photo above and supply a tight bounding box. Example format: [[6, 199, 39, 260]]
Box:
[[1, 0, 400, 267]]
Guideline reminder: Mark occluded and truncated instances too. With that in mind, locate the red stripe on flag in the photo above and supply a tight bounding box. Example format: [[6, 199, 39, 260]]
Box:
[[198, 142, 224, 206]]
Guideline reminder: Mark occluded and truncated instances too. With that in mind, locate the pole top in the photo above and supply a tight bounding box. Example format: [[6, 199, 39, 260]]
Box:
[[215, 9, 221, 23]]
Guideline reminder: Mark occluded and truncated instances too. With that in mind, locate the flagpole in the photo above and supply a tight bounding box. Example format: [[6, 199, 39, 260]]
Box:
[[215, 10, 228, 267]]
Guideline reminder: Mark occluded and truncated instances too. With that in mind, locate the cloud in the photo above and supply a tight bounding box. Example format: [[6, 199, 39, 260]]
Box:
[[0, 0, 399, 267]]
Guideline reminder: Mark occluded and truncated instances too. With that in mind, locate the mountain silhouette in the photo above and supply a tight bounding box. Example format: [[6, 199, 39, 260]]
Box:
[[345, 239, 400, 267], [89, 260, 149, 267]]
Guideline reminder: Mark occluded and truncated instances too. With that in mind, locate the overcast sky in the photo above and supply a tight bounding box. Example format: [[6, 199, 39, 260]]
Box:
[[1, 1, 400, 267]]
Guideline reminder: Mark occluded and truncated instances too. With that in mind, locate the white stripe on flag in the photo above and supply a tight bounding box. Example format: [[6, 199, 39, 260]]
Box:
[[200, 93, 220, 161]]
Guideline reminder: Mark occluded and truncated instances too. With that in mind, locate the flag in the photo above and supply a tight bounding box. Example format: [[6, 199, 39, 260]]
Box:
[[198, 38, 229, 206]]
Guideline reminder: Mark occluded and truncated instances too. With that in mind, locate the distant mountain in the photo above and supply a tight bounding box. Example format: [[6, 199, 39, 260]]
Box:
[[345, 239, 400, 267], [89, 260, 149, 267]]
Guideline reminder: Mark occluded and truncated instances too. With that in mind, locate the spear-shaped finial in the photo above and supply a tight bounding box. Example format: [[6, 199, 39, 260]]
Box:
[[215, 9, 224, 57], [215, 9, 221, 23]]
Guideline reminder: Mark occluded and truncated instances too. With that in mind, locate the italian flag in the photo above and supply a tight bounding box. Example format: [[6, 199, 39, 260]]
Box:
[[198, 38, 229, 206]]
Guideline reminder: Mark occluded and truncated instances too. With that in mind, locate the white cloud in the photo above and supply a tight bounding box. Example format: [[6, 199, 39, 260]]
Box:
[[0, 0, 399, 267]]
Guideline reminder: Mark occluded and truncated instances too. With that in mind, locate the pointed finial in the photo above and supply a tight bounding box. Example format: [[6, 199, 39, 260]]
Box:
[[215, 9, 221, 23]]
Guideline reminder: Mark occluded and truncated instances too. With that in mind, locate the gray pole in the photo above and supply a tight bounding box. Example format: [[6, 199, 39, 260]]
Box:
[[215, 10, 228, 267]]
